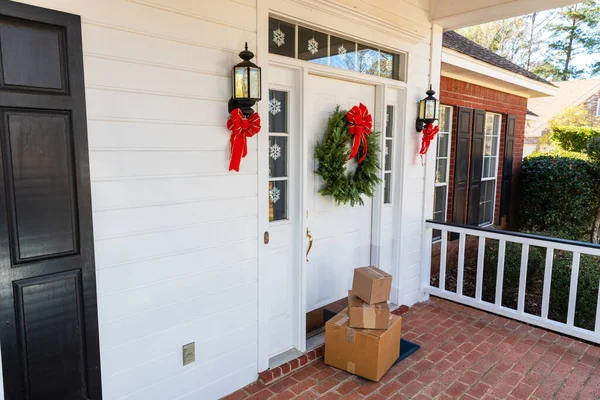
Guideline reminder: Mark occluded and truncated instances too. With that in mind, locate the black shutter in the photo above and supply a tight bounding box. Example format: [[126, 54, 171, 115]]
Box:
[[452, 107, 472, 231], [500, 114, 516, 223], [468, 109, 486, 225]]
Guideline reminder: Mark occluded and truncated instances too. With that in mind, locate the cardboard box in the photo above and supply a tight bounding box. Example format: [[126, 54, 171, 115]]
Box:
[[348, 290, 389, 330], [352, 267, 392, 304], [325, 308, 402, 382]]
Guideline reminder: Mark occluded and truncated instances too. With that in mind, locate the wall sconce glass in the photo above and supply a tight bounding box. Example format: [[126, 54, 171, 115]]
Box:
[[229, 43, 261, 117], [416, 85, 439, 132]]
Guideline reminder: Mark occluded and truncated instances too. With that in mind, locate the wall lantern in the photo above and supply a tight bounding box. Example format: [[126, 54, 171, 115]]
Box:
[[416, 85, 439, 132], [228, 42, 262, 117]]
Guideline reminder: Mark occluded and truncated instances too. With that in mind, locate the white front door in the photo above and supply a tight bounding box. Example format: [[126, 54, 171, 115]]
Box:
[[305, 74, 376, 312], [266, 65, 301, 357]]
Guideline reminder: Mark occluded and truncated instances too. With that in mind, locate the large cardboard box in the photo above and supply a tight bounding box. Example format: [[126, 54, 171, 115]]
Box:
[[325, 308, 402, 381], [352, 267, 392, 304], [348, 290, 389, 330]]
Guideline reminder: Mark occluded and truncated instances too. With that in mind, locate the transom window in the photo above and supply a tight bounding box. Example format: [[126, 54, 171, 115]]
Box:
[[268, 17, 407, 82], [433, 105, 453, 241], [479, 113, 502, 226]]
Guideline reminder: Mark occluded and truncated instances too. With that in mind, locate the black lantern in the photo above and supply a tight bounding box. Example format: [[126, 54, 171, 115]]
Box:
[[416, 85, 439, 132], [229, 43, 261, 117]]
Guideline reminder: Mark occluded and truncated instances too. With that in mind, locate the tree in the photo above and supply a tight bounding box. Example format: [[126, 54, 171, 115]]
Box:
[[542, 1, 600, 81]]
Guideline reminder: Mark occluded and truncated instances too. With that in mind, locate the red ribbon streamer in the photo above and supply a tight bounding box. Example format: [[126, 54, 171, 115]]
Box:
[[419, 123, 440, 162], [346, 103, 373, 164], [227, 109, 261, 172]]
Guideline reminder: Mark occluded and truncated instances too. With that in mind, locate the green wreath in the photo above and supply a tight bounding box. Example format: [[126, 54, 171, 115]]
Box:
[[315, 106, 382, 206]]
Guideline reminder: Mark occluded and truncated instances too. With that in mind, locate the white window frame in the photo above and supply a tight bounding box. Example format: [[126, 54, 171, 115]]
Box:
[[433, 105, 453, 241], [268, 89, 290, 224], [596, 99, 600, 117], [479, 112, 502, 227], [383, 104, 395, 205]]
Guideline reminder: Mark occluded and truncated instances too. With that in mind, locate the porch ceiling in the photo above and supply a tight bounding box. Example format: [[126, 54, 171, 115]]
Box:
[[432, 0, 581, 30]]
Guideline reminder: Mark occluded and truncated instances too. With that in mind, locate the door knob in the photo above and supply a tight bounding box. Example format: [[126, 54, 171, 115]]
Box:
[[306, 228, 313, 262]]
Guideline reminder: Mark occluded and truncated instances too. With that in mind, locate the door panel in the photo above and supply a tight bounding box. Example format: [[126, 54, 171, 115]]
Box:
[[452, 107, 472, 232], [266, 65, 300, 357], [468, 109, 486, 225], [305, 75, 374, 312], [0, 2, 101, 399], [500, 114, 516, 223]]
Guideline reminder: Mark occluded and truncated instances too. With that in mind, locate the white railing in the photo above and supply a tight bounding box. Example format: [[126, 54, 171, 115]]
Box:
[[424, 220, 600, 344]]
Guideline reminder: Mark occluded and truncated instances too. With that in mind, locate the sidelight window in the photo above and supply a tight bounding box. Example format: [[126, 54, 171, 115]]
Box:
[[433, 105, 453, 241], [268, 89, 289, 222]]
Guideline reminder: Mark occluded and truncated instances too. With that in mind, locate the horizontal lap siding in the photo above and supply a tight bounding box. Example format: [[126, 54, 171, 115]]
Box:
[[19, 0, 258, 399], [441, 76, 527, 228]]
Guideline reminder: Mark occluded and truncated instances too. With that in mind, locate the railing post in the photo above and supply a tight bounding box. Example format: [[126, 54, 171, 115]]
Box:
[[457, 233, 466, 296], [517, 244, 529, 314], [541, 248, 554, 321], [440, 232, 447, 291], [421, 223, 433, 301], [495, 240, 506, 307], [567, 252, 581, 327], [475, 236, 485, 302]]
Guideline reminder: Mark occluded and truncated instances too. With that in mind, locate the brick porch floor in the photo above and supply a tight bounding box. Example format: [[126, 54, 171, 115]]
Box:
[[223, 298, 600, 400]]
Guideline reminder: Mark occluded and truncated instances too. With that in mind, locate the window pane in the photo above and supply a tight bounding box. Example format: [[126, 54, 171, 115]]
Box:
[[386, 105, 394, 138], [269, 136, 287, 178], [268, 90, 287, 133], [437, 133, 449, 157], [269, 18, 295, 58], [329, 36, 356, 72], [298, 27, 328, 63], [384, 172, 392, 204], [357, 44, 379, 76], [269, 180, 287, 221], [484, 136, 493, 156], [482, 157, 491, 178], [485, 114, 494, 134], [493, 114, 501, 135], [479, 180, 495, 225], [434, 186, 447, 215], [491, 136, 499, 156], [436, 159, 447, 184], [385, 140, 392, 171], [439, 106, 451, 133], [380, 50, 399, 80]]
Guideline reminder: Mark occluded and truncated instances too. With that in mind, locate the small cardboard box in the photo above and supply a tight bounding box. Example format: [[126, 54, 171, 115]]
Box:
[[352, 267, 392, 304], [348, 290, 389, 330], [325, 308, 402, 382]]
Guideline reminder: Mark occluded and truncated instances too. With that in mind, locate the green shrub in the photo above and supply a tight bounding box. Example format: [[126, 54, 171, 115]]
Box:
[[551, 126, 600, 152], [587, 136, 600, 165], [520, 151, 600, 239]]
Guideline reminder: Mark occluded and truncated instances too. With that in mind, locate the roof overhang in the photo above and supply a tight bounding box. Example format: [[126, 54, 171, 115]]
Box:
[[441, 48, 557, 98], [432, 0, 581, 30]]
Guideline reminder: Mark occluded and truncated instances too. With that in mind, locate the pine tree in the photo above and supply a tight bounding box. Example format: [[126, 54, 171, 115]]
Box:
[[543, 0, 600, 81]]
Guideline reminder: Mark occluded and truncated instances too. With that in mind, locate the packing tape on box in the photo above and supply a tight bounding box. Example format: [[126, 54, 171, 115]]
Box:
[[366, 266, 384, 278], [336, 316, 349, 326], [346, 328, 355, 343], [363, 305, 376, 327], [347, 362, 355, 374]]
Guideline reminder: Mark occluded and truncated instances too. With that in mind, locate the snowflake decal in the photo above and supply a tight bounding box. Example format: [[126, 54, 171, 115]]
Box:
[[308, 38, 319, 55], [385, 146, 389, 156], [269, 143, 282, 160], [338, 45, 347, 56], [269, 97, 282, 116], [270, 187, 281, 204], [273, 28, 285, 47]]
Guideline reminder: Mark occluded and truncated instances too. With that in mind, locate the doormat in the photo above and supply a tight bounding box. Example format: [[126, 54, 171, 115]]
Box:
[[393, 338, 421, 365]]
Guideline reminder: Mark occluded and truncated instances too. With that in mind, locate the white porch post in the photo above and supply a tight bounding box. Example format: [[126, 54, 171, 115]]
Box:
[[419, 24, 443, 301]]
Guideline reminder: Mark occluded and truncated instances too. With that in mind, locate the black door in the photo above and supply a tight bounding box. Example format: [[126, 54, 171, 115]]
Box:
[[500, 114, 516, 224], [0, 2, 101, 399], [467, 109, 486, 225]]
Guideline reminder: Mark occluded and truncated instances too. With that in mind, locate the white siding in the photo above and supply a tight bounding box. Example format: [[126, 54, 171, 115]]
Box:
[[7, 0, 437, 398], [15, 0, 260, 399]]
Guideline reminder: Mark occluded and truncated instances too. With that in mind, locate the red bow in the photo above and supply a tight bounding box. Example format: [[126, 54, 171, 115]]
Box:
[[419, 123, 439, 162], [227, 109, 261, 172], [346, 103, 373, 164]]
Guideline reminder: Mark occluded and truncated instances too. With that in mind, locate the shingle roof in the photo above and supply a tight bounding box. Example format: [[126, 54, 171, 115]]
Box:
[[442, 31, 554, 86]]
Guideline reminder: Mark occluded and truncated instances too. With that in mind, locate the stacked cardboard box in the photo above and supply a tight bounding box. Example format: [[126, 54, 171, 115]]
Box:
[[324, 267, 402, 381]]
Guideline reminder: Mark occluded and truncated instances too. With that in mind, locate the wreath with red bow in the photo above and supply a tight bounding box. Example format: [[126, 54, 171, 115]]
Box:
[[315, 104, 381, 206]]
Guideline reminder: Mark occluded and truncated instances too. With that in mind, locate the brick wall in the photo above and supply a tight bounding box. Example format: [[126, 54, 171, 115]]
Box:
[[583, 91, 600, 120], [440, 76, 527, 229]]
